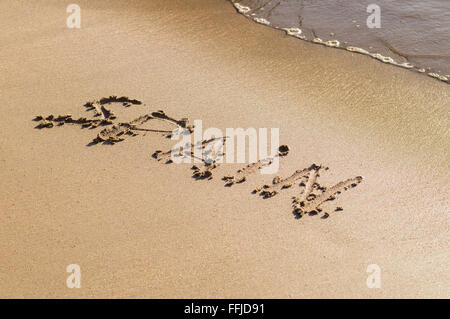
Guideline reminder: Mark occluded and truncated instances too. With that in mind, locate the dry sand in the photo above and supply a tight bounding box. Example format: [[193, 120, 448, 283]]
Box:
[[0, 0, 448, 298]]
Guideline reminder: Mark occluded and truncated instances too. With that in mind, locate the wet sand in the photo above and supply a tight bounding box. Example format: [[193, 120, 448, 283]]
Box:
[[0, 0, 448, 298]]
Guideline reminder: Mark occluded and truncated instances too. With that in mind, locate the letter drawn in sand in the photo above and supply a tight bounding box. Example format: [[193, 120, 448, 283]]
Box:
[[222, 145, 289, 186], [250, 162, 363, 219], [292, 175, 363, 217], [253, 164, 317, 198], [33, 97, 193, 145]]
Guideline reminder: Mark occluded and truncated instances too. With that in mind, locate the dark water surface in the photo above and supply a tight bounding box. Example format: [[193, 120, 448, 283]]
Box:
[[230, 0, 450, 83]]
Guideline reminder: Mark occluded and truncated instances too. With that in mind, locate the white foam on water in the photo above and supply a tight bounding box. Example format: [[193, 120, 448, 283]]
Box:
[[428, 73, 448, 82], [229, 0, 449, 84], [371, 53, 395, 64], [233, 3, 251, 14], [282, 27, 306, 40], [253, 17, 270, 25], [312, 38, 324, 44], [325, 40, 340, 48], [346, 46, 370, 55]]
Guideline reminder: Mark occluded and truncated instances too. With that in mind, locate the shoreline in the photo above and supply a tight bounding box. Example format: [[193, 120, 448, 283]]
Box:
[[230, 1, 450, 84]]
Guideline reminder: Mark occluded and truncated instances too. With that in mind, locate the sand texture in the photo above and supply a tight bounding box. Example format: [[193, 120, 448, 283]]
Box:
[[0, 0, 449, 298]]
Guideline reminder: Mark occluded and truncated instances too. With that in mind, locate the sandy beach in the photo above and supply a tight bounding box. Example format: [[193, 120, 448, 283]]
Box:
[[0, 0, 448, 298]]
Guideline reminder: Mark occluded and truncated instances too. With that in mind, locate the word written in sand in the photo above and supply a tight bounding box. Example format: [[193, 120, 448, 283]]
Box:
[[34, 96, 363, 220]]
